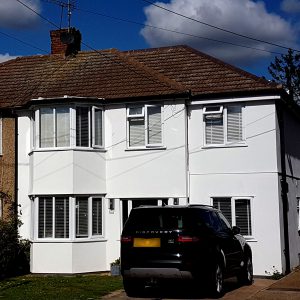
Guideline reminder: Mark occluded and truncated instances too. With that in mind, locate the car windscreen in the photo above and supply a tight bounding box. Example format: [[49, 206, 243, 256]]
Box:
[[124, 208, 193, 231]]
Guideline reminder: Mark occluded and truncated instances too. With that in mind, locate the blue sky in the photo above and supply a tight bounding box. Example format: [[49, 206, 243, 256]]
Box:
[[0, 0, 300, 78]]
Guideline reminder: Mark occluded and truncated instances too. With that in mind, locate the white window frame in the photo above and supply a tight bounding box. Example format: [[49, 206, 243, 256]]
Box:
[[34, 105, 104, 151], [211, 196, 253, 239], [0, 197, 3, 219], [203, 104, 245, 147], [35, 195, 104, 242], [297, 197, 300, 231], [127, 104, 164, 149]]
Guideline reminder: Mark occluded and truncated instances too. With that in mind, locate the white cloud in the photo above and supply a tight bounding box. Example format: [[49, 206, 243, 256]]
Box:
[[281, 0, 300, 13], [0, 54, 18, 63], [141, 0, 299, 66], [0, 0, 41, 29]]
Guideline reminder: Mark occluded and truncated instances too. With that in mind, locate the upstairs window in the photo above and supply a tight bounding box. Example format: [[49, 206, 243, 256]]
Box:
[[37, 106, 103, 149], [127, 104, 163, 148], [213, 197, 252, 237], [203, 105, 243, 146]]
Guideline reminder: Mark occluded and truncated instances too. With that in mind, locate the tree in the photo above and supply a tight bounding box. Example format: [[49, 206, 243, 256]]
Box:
[[268, 49, 300, 104]]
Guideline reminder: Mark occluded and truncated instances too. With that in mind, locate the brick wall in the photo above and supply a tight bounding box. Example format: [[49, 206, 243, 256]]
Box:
[[0, 117, 15, 220]]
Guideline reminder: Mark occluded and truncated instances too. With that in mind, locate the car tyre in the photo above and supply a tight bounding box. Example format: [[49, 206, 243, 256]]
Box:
[[209, 262, 224, 298], [123, 278, 144, 297], [238, 256, 253, 285]]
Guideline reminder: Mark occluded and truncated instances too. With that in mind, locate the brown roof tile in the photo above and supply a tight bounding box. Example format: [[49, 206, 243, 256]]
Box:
[[0, 45, 281, 109]]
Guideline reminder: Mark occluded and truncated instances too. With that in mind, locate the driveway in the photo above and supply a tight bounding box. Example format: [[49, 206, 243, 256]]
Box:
[[102, 278, 276, 300]]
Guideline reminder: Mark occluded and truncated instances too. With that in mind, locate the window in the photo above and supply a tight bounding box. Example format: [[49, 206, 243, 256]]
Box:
[[37, 196, 103, 240], [37, 106, 103, 149], [213, 197, 252, 236], [38, 197, 69, 238], [127, 104, 162, 148], [204, 105, 243, 146], [0, 198, 3, 219], [297, 197, 300, 231]]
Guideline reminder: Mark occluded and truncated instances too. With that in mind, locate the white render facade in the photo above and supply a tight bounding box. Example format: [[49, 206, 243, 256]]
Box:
[[17, 95, 300, 276]]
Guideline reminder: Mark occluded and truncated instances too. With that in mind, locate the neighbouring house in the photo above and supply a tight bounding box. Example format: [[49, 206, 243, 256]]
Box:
[[0, 28, 299, 276]]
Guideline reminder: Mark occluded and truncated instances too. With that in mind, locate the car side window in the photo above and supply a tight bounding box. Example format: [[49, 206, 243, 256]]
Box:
[[218, 212, 232, 232]]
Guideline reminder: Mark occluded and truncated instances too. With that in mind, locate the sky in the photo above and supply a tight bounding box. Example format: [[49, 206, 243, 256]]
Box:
[[0, 0, 300, 78]]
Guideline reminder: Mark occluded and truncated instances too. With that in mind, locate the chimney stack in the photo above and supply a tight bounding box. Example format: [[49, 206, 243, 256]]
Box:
[[50, 28, 81, 56]]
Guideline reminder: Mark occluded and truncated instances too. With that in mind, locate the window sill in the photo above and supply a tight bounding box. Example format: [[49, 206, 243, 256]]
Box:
[[33, 238, 107, 243], [125, 146, 166, 151], [29, 147, 107, 155], [202, 142, 247, 149]]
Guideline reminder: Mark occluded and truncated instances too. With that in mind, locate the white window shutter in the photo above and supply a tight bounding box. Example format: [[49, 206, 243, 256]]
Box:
[[129, 118, 145, 147], [205, 115, 224, 145], [147, 106, 162, 145], [40, 108, 54, 148], [93, 108, 103, 147], [56, 108, 70, 147], [76, 197, 88, 237], [55, 197, 69, 238], [227, 106, 242, 142], [38, 197, 53, 238], [235, 199, 252, 236]]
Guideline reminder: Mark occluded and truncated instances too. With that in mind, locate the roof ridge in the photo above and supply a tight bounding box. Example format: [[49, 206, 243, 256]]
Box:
[[113, 49, 188, 94]]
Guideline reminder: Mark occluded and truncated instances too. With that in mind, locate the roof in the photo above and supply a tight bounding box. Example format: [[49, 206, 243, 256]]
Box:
[[0, 45, 281, 109]]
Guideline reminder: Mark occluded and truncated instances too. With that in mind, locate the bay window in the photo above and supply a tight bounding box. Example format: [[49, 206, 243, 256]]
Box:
[[36, 105, 103, 149], [37, 195, 104, 240], [127, 104, 163, 148], [204, 105, 244, 146]]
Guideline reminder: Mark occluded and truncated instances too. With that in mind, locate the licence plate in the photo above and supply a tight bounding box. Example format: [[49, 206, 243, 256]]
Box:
[[133, 238, 161, 248]]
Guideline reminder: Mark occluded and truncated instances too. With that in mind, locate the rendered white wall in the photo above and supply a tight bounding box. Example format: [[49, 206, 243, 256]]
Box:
[[106, 102, 187, 199]]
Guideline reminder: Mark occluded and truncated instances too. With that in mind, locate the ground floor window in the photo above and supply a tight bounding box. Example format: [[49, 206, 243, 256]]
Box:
[[212, 197, 252, 236], [36, 195, 103, 240]]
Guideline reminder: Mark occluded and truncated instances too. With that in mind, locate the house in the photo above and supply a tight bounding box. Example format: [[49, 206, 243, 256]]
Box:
[[0, 28, 299, 276]]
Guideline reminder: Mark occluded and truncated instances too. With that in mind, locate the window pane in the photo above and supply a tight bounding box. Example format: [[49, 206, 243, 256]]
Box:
[[55, 197, 69, 238], [40, 108, 54, 148], [76, 197, 88, 238], [94, 108, 103, 146], [205, 115, 224, 144], [38, 197, 53, 238], [227, 106, 243, 142], [129, 107, 143, 116], [76, 107, 89, 147], [129, 118, 145, 147], [212, 198, 232, 225], [147, 106, 162, 145], [92, 198, 102, 236], [56, 108, 70, 147], [235, 199, 252, 236]]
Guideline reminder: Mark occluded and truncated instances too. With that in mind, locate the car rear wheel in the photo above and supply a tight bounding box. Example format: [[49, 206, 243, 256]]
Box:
[[123, 278, 144, 297], [209, 262, 224, 298], [238, 256, 253, 285]]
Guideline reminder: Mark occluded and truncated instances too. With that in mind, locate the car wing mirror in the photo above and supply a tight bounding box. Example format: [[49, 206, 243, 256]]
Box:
[[232, 226, 240, 235]]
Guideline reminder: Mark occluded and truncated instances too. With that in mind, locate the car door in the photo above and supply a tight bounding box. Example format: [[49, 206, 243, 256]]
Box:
[[211, 211, 243, 273]]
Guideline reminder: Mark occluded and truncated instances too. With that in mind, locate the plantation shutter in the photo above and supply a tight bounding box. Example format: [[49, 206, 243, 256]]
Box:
[[38, 197, 53, 238], [56, 108, 70, 147], [205, 115, 224, 145], [40, 108, 54, 148], [213, 198, 232, 225], [92, 198, 102, 236], [147, 106, 162, 145], [55, 197, 69, 238], [76, 197, 88, 237], [76, 107, 89, 147], [235, 199, 252, 236], [227, 106, 243, 142], [129, 118, 145, 147], [94, 108, 103, 147]]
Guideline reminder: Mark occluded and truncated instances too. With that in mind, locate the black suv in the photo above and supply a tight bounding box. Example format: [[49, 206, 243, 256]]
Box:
[[121, 205, 253, 297]]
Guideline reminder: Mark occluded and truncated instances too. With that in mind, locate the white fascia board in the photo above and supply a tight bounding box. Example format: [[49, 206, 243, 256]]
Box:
[[190, 95, 281, 106], [31, 96, 105, 101]]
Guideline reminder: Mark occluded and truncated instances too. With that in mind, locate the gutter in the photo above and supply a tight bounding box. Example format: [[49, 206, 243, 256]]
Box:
[[14, 111, 18, 229], [276, 100, 291, 275]]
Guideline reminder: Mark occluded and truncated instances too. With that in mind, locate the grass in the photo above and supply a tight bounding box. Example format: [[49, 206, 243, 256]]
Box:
[[0, 274, 123, 300]]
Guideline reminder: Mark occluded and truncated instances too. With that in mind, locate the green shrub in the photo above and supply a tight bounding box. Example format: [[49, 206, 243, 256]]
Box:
[[0, 193, 30, 279]]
